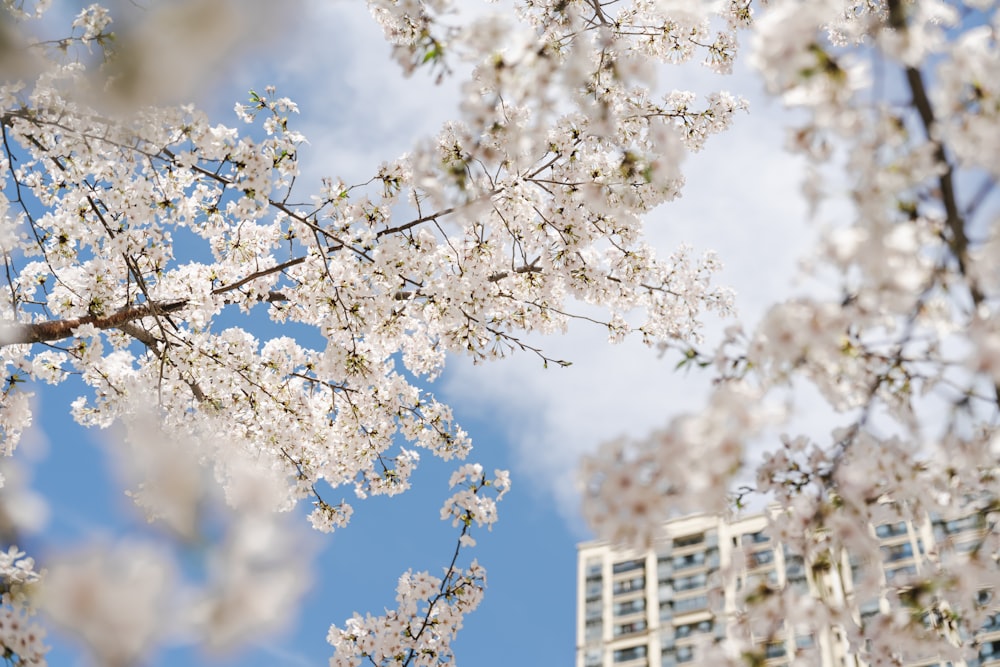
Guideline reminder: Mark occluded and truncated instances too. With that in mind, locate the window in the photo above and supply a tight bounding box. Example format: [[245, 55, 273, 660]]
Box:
[[614, 598, 646, 616], [764, 642, 786, 659], [785, 575, 808, 594], [585, 618, 602, 641], [613, 645, 647, 663], [747, 549, 774, 568], [585, 649, 602, 667], [586, 581, 602, 600], [614, 619, 648, 637], [672, 551, 706, 571], [586, 561, 603, 578], [979, 639, 1000, 660], [676, 646, 694, 663], [881, 542, 914, 562], [673, 533, 704, 549], [785, 555, 805, 577], [673, 572, 708, 592], [614, 576, 646, 595], [875, 521, 908, 538], [795, 634, 815, 651], [859, 598, 881, 617], [672, 595, 708, 614], [675, 619, 713, 638], [743, 530, 770, 545], [613, 559, 646, 575], [945, 513, 983, 535], [586, 599, 603, 620]]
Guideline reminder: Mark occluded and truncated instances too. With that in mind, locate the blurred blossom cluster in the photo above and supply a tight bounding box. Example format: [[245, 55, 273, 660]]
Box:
[[580, 0, 1000, 664]]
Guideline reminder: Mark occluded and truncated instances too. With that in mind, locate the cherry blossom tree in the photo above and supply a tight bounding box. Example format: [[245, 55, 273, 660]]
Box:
[[7, 0, 997, 664], [581, 0, 1000, 665], [0, 0, 745, 664]]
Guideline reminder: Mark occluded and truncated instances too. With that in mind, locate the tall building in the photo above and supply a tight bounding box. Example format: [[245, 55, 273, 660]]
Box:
[[576, 510, 1000, 667]]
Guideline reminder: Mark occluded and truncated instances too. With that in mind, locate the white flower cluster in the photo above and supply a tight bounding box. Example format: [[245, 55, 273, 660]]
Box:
[[327, 560, 487, 667], [0, 546, 45, 664], [0, 605, 46, 665], [309, 499, 354, 534], [441, 464, 511, 540], [0, 546, 39, 594], [70, 4, 111, 44]]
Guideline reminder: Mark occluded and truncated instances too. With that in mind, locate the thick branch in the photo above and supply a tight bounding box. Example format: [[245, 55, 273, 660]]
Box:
[[905, 64, 998, 408], [905, 65, 983, 305], [0, 299, 188, 347]]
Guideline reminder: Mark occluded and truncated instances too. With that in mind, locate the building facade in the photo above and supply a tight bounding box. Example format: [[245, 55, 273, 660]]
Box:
[[576, 510, 1000, 667]]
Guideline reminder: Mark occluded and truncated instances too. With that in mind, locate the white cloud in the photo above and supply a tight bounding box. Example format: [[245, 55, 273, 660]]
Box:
[[269, 0, 471, 187]]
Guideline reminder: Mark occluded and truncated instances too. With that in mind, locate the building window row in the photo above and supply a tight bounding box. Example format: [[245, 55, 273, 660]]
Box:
[[875, 521, 909, 539], [666, 548, 720, 573], [935, 513, 984, 536], [980, 638, 1000, 661], [763, 641, 786, 659], [673, 533, 705, 549], [614, 597, 646, 616], [672, 571, 708, 592], [674, 619, 713, 639], [747, 548, 774, 569], [671, 595, 709, 615], [614, 619, 648, 637], [784, 554, 805, 577], [982, 612, 1000, 632], [613, 558, 646, 575], [881, 541, 914, 562], [613, 645, 647, 663], [614, 576, 645, 595], [743, 530, 771, 545]]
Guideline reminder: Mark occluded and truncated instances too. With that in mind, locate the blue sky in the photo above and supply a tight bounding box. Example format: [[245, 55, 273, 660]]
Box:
[[11, 2, 816, 665]]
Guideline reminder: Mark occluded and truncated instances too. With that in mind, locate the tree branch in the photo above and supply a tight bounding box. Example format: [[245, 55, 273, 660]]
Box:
[[905, 65, 983, 305], [0, 299, 188, 347], [211, 256, 307, 295]]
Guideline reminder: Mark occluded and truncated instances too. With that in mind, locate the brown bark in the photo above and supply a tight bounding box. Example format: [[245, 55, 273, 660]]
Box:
[[0, 299, 188, 347]]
